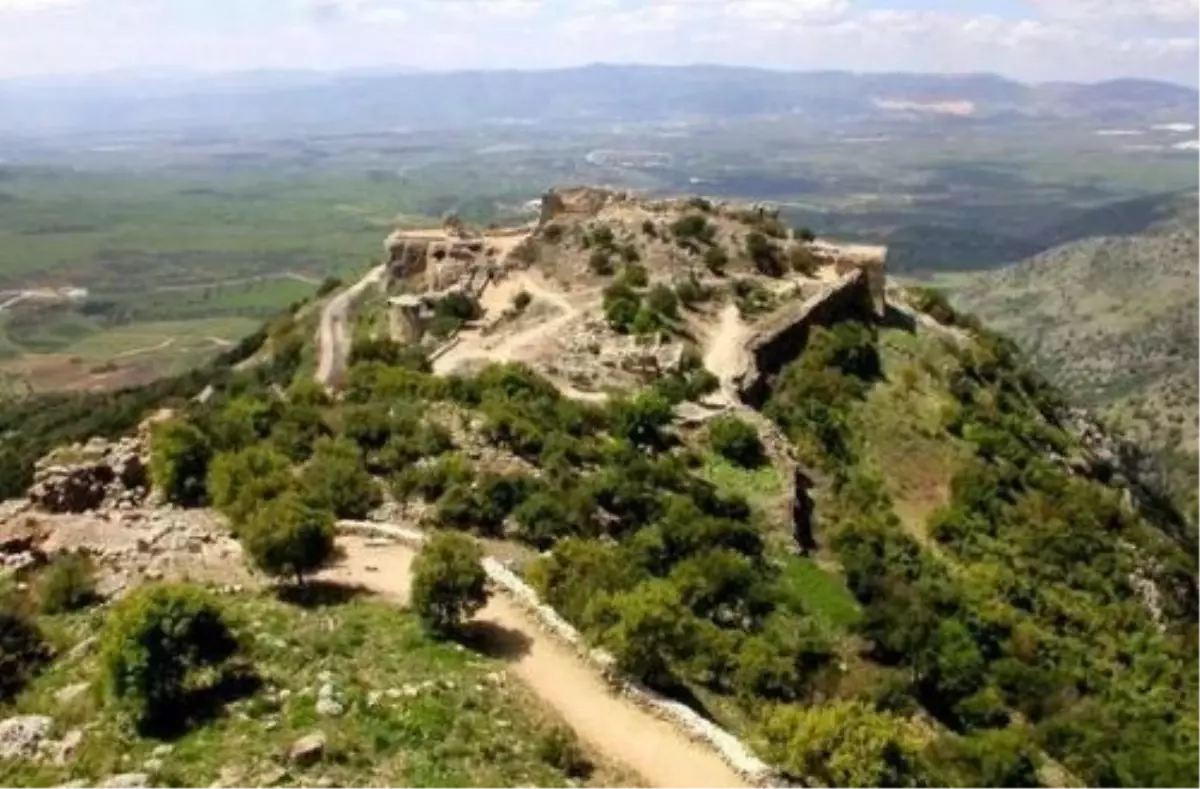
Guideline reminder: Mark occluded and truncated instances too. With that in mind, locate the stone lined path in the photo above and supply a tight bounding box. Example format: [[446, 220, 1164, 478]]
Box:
[[320, 535, 749, 789]]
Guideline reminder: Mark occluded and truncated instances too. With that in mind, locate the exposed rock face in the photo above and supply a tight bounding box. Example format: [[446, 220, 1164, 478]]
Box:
[[28, 435, 148, 514], [737, 267, 880, 406], [539, 186, 626, 225], [0, 715, 54, 760]]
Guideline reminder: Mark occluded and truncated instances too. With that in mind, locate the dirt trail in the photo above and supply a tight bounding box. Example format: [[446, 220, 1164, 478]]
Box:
[[315, 265, 386, 386], [320, 536, 749, 789], [702, 303, 752, 403], [432, 271, 586, 375]]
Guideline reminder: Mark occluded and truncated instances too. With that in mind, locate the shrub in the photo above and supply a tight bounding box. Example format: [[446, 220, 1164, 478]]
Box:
[[608, 391, 674, 451], [149, 418, 212, 507], [101, 584, 239, 731], [392, 453, 474, 503], [669, 214, 716, 244], [788, 244, 821, 276], [746, 231, 784, 277], [208, 445, 295, 525], [512, 290, 532, 311], [708, 416, 766, 468], [622, 263, 650, 288], [436, 473, 532, 536], [588, 249, 614, 276], [410, 531, 489, 636], [795, 226, 816, 242], [0, 609, 52, 702], [687, 196, 713, 212], [591, 579, 697, 689], [536, 726, 594, 779], [300, 437, 381, 519], [675, 276, 708, 307], [703, 245, 729, 275], [641, 219, 657, 238], [348, 337, 432, 371], [630, 307, 661, 336], [315, 276, 343, 297], [604, 295, 640, 333], [542, 223, 564, 243], [619, 243, 641, 264], [240, 492, 336, 585], [590, 225, 615, 249], [646, 284, 680, 321], [37, 553, 98, 614]]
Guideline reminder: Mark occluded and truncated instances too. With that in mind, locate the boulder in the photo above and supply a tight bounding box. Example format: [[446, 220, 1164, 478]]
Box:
[[97, 773, 151, 788], [288, 732, 326, 765], [0, 715, 54, 760]]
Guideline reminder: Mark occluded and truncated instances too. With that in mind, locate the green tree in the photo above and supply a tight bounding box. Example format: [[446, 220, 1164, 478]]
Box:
[[101, 584, 239, 731], [207, 445, 295, 526], [592, 579, 697, 689], [300, 437, 381, 519], [410, 531, 489, 636], [149, 418, 213, 507], [760, 700, 928, 787], [708, 415, 766, 468], [240, 492, 336, 585], [608, 391, 674, 451]]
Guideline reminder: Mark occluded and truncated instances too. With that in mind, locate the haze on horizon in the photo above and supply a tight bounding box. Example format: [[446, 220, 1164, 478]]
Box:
[[0, 0, 1197, 87]]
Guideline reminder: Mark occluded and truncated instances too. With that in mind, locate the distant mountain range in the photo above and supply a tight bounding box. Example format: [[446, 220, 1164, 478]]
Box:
[[0, 64, 1195, 135], [953, 191, 1198, 515]]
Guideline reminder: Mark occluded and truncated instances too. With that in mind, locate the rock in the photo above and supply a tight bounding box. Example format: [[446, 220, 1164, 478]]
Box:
[[151, 744, 174, 758], [54, 728, 84, 764], [366, 691, 381, 708], [315, 698, 344, 717], [55, 682, 90, 706], [0, 715, 54, 760], [255, 765, 288, 787], [316, 671, 333, 684], [288, 732, 326, 765], [98, 772, 151, 788], [142, 758, 164, 773], [317, 682, 335, 700]]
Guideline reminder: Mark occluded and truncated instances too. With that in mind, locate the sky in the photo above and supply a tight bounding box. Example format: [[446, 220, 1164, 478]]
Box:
[[0, 0, 1197, 85]]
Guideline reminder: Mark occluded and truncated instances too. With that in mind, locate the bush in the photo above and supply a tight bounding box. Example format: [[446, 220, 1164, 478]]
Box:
[[101, 584, 239, 731], [590, 225, 615, 249], [788, 244, 821, 276], [591, 579, 697, 689], [675, 276, 710, 307], [0, 609, 52, 702], [746, 231, 784, 277], [37, 553, 98, 614], [622, 263, 649, 288], [410, 531, 489, 636], [512, 290, 532, 311], [392, 453, 474, 503], [149, 418, 213, 507], [608, 391, 674, 450], [641, 219, 657, 238], [542, 223, 564, 243], [436, 473, 532, 536], [315, 276, 343, 297], [708, 416, 766, 468], [349, 337, 432, 371], [208, 445, 295, 525], [619, 244, 641, 264], [646, 284, 680, 321], [796, 226, 816, 243], [536, 726, 594, 779], [604, 295, 640, 333], [687, 196, 713, 212], [703, 245, 729, 275], [240, 492, 336, 585], [300, 437, 381, 519], [588, 249, 614, 276], [670, 214, 716, 245]]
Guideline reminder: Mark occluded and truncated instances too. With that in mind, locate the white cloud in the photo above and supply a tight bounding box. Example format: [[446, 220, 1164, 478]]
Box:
[[0, 0, 81, 12]]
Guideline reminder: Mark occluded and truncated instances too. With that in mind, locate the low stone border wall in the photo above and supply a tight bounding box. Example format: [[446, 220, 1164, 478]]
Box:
[[337, 520, 779, 787]]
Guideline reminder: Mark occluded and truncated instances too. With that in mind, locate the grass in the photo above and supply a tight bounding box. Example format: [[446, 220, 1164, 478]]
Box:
[[0, 589, 627, 788], [774, 556, 861, 631], [60, 318, 262, 360], [697, 451, 784, 513]]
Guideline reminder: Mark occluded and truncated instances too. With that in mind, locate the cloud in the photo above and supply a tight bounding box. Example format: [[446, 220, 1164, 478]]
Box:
[[0, 0, 1195, 84]]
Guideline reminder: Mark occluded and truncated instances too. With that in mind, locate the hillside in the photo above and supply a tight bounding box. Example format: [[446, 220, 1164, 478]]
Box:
[[953, 192, 1198, 513], [1, 188, 1196, 789]]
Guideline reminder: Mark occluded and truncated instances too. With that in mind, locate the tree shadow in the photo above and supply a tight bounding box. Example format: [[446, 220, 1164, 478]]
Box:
[[275, 579, 369, 609], [140, 663, 263, 741], [455, 620, 533, 662], [881, 303, 918, 333]]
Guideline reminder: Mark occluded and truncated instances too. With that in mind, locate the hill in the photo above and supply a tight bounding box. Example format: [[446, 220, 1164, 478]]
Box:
[[1, 188, 1196, 788], [1, 65, 1195, 136], [953, 192, 1198, 514]]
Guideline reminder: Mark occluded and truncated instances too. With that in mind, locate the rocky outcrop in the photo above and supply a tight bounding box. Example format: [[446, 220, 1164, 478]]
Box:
[[737, 267, 880, 406], [538, 186, 627, 225], [28, 435, 148, 514]]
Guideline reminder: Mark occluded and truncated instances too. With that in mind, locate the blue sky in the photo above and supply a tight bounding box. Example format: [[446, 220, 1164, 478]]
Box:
[[0, 0, 1196, 84]]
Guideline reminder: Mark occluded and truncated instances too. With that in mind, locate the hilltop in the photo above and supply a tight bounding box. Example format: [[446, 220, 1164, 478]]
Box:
[[953, 192, 1198, 514], [0, 187, 1196, 789]]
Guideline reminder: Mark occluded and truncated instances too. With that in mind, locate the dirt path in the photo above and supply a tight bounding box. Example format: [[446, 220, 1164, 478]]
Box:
[[315, 265, 386, 386], [320, 535, 749, 789], [702, 303, 752, 403], [432, 271, 586, 375]]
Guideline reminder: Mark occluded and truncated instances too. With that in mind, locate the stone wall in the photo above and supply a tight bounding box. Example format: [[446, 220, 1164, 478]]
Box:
[[737, 266, 879, 406], [336, 520, 780, 787]]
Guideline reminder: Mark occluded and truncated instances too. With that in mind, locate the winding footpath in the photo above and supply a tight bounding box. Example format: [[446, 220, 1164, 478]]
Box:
[[312, 270, 750, 788]]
